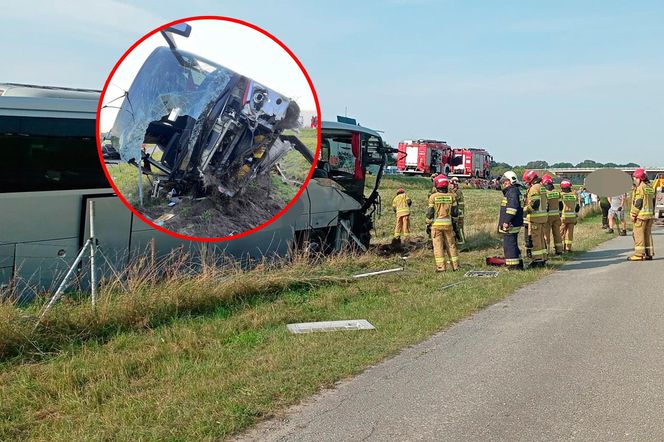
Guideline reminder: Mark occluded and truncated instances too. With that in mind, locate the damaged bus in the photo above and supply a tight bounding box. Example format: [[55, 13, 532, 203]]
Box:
[[0, 84, 390, 299]]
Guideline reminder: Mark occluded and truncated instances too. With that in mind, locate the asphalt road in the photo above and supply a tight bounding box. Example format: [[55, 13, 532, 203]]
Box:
[[237, 225, 664, 442]]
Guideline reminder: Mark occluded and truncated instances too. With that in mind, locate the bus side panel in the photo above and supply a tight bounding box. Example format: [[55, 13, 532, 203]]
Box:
[[14, 238, 80, 299], [0, 190, 84, 243]]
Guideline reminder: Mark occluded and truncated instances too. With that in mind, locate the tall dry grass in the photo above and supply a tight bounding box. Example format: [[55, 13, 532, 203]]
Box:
[[0, 248, 355, 362]]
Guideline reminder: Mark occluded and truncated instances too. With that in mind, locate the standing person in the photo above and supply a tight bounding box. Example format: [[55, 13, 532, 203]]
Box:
[[607, 193, 627, 236], [523, 192, 533, 258], [542, 175, 563, 255], [522, 170, 549, 267], [391, 188, 412, 244], [560, 180, 580, 252], [498, 171, 524, 270], [426, 175, 459, 272], [599, 196, 611, 229], [450, 177, 465, 245], [628, 168, 656, 261]]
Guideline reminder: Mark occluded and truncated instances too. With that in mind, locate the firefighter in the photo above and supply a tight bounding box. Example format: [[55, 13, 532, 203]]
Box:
[[426, 175, 460, 271], [392, 188, 412, 243], [522, 170, 548, 267], [628, 168, 655, 261], [498, 171, 524, 270], [450, 177, 466, 245], [559, 179, 580, 252], [542, 174, 563, 255]]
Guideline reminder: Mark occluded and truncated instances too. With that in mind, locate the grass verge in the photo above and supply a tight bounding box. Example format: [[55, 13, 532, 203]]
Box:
[[1, 183, 613, 441]]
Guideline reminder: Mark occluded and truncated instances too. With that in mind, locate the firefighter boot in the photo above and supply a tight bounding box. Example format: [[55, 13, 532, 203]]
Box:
[[506, 259, 525, 271]]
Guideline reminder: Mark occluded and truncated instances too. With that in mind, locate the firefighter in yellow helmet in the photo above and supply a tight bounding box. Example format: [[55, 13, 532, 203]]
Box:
[[392, 188, 412, 244], [541, 174, 563, 255], [559, 179, 579, 252], [450, 177, 466, 245], [522, 170, 549, 267], [628, 168, 655, 261], [427, 175, 460, 271]]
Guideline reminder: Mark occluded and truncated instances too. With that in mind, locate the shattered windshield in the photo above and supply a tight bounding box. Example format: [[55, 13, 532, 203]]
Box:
[[107, 46, 234, 162]]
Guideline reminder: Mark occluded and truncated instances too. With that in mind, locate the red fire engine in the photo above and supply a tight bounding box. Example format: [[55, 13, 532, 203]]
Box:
[[450, 148, 493, 178], [396, 139, 454, 176]]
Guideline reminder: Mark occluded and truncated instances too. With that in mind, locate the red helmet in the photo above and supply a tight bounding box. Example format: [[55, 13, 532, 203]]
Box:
[[541, 175, 553, 185], [396, 188, 405, 194], [632, 168, 647, 180], [434, 175, 449, 189], [522, 170, 538, 184], [560, 179, 572, 189]]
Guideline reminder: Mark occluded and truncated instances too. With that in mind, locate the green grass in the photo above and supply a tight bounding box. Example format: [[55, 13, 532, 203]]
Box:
[[373, 176, 502, 245], [0, 181, 612, 441]]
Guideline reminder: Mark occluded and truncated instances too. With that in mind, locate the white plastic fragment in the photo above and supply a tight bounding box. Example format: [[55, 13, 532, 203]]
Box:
[[352, 267, 403, 279], [287, 319, 376, 334]]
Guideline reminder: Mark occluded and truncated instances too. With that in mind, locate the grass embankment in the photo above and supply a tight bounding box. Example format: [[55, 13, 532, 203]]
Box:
[[1, 178, 613, 441]]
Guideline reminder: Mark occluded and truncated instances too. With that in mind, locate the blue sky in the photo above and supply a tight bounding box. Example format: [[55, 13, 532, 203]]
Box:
[[2, 0, 662, 166]]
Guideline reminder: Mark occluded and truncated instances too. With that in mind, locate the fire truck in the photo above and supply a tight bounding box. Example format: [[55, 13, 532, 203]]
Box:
[[396, 139, 454, 176], [450, 148, 493, 179]]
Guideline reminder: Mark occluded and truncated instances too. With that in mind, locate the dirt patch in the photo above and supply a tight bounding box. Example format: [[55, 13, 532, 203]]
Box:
[[140, 175, 290, 238], [373, 235, 431, 257]]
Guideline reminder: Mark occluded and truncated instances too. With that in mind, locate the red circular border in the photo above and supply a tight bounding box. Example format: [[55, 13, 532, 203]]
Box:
[[96, 16, 321, 242]]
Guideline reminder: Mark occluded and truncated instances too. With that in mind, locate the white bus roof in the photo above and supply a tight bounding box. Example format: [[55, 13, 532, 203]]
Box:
[[0, 83, 100, 119]]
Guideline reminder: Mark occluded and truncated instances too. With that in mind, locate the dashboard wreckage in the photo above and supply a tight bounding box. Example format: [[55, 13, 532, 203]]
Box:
[[102, 23, 310, 199]]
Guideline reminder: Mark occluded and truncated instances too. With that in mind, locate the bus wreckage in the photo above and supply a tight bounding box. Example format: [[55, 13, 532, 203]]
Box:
[[102, 24, 309, 199]]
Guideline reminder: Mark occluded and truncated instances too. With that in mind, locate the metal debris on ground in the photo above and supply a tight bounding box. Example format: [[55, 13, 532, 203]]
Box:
[[464, 270, 499, 278], [441, 281, 466, 290], [352, 267, 404, 279], [287, 320, 376, 334]]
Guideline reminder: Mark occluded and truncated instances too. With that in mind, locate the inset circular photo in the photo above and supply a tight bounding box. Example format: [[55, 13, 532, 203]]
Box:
[[98, 17, 320, 241]]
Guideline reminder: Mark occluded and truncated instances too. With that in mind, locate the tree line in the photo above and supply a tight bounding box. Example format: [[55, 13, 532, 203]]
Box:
[[491, 159, 640, 180]]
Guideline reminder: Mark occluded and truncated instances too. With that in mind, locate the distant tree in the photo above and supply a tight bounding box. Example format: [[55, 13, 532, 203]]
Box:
[[604, 162, 618, 168], [525, 160, 549, 170], [550, 162, 574, 168], [490, 161, 512, 178], [513, 166, 526, 179], [575, 159, 602, 168], [619, 162, 640, 167]]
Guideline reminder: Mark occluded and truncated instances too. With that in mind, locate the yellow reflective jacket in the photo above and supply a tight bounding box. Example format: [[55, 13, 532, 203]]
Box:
[[561, 190, 579, 224], [525, 182, 549, 224], [454, 188, 465, 219], [630, 182, 655, 220], [427, 191, 458, 229], [392, 193, 412, 217], [546, 188, 561, 219]]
